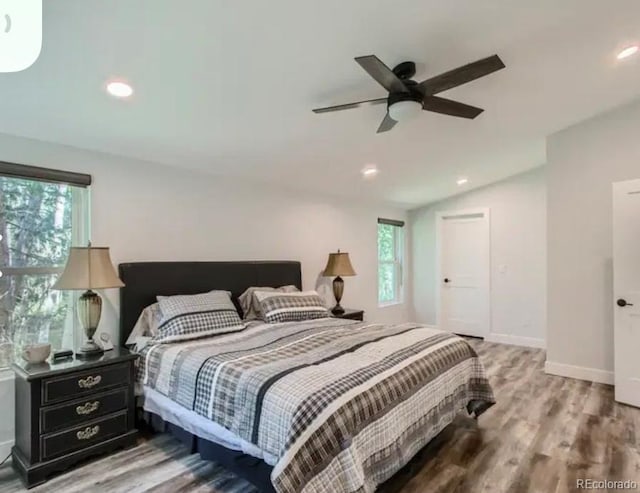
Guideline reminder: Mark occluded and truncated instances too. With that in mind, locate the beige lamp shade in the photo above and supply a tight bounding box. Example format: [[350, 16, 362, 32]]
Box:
[[323, 251, 356, 277], [53, 247, 124, 290]]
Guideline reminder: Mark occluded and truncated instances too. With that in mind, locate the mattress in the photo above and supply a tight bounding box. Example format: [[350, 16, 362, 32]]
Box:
[[143, 386, 278, 466], [137, 317, 495, 493]]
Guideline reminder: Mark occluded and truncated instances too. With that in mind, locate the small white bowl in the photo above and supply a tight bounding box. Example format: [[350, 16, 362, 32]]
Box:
[[22, 343, 51, 364]]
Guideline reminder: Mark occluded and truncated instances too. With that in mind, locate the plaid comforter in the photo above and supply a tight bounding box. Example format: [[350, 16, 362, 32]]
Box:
[[139, 318, 495, 493]]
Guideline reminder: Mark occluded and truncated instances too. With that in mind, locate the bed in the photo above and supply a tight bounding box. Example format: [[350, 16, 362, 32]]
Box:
[[119, 261, 495, 493]]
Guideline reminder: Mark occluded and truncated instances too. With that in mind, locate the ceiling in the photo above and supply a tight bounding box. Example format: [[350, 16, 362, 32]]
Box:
[[0, 1, 639, 208]]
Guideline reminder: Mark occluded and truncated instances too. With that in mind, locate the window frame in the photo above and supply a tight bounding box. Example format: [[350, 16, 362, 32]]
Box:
[[0, 167, 91, 369], [377, 220, 404, 307]]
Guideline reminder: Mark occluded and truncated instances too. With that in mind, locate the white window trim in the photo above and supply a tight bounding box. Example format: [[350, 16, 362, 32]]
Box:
[[379, 300, 404, 308]]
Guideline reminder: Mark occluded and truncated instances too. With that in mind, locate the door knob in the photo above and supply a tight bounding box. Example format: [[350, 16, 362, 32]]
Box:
[[617, 298, 634, 307], [444, 278, 450, 283]]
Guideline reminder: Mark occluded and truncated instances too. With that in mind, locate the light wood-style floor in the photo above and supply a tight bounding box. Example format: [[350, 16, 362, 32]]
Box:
[[1, 340, 639, 493]]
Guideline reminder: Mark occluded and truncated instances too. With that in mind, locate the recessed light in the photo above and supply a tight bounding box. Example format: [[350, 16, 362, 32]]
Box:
[[361, 165, 379, 178], [456, 177, 469, 186], [106, 80, 134, 99], [617, 45, 639, 60]]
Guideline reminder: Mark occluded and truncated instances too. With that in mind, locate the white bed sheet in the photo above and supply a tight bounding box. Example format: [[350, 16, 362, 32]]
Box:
[[143, 386, 279, 466]]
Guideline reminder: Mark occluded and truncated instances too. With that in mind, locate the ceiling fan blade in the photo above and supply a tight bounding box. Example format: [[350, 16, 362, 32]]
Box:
[[418, 55, 505, 96], [312, 97, 387, 114], [376, 112, 397, 133], [423, 96, 484, 119], [355, 55, 409, 94]]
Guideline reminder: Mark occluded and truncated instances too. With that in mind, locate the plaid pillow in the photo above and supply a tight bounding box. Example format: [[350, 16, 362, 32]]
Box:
[[238, 285, 300, 320], [255, 291, 329, 324], [153, 291, 245, 343]]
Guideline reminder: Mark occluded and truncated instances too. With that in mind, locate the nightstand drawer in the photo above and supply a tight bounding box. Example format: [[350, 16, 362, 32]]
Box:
[[42, 363, 131, 405], [40, 388, 129, 434], [40, 411, 128, 461]]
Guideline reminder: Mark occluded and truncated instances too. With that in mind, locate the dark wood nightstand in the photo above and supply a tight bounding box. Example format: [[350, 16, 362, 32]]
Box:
[[11, 347, 138, 488], [332, 308, 365, 321]]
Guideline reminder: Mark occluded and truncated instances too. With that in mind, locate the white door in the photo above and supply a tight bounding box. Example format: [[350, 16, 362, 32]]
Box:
[[437, 209, 490, 338], [613, 179, 640, 407]]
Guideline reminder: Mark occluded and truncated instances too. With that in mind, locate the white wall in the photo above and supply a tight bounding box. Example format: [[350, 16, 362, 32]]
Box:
[[546, 98, 640, 384], [0, 132, 410, 457], [410, 166, 547, 348]]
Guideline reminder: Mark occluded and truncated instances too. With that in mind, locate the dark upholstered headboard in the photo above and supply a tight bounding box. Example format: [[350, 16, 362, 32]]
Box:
[[118, 261, 302, 346]]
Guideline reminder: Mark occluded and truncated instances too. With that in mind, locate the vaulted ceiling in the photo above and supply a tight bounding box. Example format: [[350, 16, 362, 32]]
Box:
[[0, 0, 639, 207]]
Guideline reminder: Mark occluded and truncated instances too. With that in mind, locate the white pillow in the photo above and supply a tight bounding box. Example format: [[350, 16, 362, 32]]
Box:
[[125, 302, 162, 346]]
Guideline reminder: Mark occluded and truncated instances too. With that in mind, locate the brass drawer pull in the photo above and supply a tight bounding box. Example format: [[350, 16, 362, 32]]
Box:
[[76, 401, 100, 416], [77, 375, 102, 389], [76, 425, 100, 440]]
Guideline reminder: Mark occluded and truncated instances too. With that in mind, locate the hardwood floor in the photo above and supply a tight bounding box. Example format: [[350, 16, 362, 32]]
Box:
[[381, 340, 640, 493], [1, 340, 638, 493]]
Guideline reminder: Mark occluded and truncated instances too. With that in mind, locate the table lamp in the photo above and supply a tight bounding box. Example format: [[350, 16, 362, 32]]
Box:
[[323, 250, 356, 315], [53, 245, 124, 357]]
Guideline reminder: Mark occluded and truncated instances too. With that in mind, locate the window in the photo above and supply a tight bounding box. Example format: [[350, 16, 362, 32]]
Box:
[[0, 163, 90, 369], [378, 218, 404, 305]]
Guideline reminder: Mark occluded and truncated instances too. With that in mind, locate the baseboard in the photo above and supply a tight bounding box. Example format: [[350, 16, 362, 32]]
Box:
[[0, 439, 13, 461], [485, 333, 546, 349], [544, 361, 614, 385]]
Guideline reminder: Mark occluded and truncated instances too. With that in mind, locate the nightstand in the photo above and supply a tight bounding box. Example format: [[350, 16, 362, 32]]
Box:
[[332, 308, 365, 321], [11, 347, 138, 488]]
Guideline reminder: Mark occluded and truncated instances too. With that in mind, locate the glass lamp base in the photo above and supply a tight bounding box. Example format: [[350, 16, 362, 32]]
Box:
[[332, 276, 345, 314], [76, 290, 104, 359], [331, 305, 345, 315], [76, 339, 103, 359]]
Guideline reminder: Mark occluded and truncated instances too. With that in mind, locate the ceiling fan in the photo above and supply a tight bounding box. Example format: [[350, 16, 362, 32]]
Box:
[[312, 54, 505, 133]]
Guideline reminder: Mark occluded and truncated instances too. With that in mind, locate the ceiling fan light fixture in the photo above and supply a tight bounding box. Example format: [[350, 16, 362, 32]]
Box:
[[388, 100, 422, 123], [312, 53, 505, 133]]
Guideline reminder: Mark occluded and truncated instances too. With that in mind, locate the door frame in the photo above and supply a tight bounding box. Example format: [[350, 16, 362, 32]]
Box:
[[435, 207, 491, 337]]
